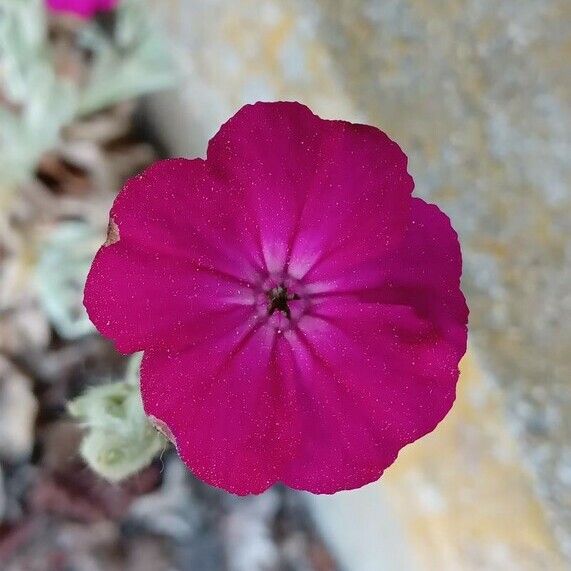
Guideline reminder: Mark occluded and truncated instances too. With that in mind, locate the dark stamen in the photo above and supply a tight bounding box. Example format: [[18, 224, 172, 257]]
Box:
[[267, 284, 300, 320]]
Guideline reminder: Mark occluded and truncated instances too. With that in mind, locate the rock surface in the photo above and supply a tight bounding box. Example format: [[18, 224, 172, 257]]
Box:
[[0, 357, 38, 461]]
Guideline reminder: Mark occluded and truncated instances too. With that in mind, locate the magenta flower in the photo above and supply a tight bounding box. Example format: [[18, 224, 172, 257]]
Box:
[[46, 0, 118, 19], [84, 102, 468, 494]]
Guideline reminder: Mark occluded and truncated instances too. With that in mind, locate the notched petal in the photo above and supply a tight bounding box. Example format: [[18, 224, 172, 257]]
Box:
[[148, 415, 177, 448], [104, 218, 120, 246]]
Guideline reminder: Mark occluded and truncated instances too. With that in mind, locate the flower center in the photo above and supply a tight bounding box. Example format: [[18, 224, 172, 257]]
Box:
[[266, 284, 300, 320]]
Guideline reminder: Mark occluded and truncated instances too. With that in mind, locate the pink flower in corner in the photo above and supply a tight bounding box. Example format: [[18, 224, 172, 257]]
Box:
[[84, 102, 468, 494], [46, 0, 118, 19]]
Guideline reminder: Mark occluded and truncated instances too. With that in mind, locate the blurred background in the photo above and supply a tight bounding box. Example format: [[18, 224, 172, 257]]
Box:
[[1, 0, 570, 569]]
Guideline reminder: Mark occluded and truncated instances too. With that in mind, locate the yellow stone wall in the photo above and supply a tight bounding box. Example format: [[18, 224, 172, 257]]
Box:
[[384, 351, 565, 570]]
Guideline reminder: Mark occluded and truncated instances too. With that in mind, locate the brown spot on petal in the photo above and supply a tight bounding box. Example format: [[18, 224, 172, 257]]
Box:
[[104, 218, 120, 246], [148, 415, 177, 448]]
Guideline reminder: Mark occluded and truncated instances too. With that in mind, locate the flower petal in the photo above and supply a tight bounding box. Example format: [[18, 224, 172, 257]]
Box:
[[207, 102, 413, 277], [141, 324, 302, 495], [279, 198, 467, 492], [110, 159, 263, 280], [84, 159, 262, 353], [46, 0, 118, 18]]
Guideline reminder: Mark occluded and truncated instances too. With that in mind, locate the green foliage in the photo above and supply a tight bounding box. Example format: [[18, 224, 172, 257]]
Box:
[[0, 0, 179, 188], [0, 0, 76, 187], [35, 221, 100, 340], [78, 0, 179, 115], [68, 353, 166, 482]]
